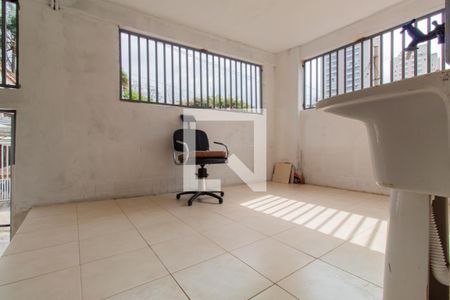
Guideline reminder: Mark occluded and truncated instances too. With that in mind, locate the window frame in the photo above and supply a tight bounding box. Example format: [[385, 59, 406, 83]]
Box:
[[302, 8, 446, 109], [0, 0, 19, 89], [119, 28, 263, 114]]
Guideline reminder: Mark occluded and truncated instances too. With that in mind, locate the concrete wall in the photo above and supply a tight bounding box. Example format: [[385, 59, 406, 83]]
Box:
[[275, 0, 444, 194], [5, 0, 276, 230]]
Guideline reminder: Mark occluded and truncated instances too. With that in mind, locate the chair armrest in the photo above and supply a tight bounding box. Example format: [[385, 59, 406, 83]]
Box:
[[213, 141, 229, 158], [173, 140, 190, 165]]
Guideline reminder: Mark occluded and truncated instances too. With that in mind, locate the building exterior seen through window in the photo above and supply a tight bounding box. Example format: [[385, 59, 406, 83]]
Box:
[[303, 9, 447, 109], [120, 29, 263, 113], [0, 0, 18, 88]]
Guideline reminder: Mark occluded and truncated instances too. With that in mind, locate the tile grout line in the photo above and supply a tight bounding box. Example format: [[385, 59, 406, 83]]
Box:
[[318, 258, 383, 288], [138, 197, 282, 297], [114, 198, 193, 300]]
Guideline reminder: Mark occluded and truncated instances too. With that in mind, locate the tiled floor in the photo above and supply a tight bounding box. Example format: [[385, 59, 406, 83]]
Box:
[[0, 183, 389, 299]]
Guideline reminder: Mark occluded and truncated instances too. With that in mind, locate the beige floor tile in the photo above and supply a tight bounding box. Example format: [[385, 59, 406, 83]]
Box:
[[4, 226, 78, 256], [80, 229, 148, 264], [238, 215, 295, 236], [251, 285, 297, 300], [126, 209, 177, 229], [78, 215, 134, 240], [77, 205, 124, 221], [18, 213, 77, 234], [273, 226, 344, 258], [178, 211, 235, 232], [232, 238, 314, 282], [115, 196, 162, 213], [0, 242, 79, 285], [77, 199, 117, 213], [321, 242, 385, 286], [107, 275, 187, 300], [0, 267, 81, 300], [81, 248, 168, 300], [278, 260, 382, 300], [138, 220, 196, 245], [26, 203, 77, 219], [152, 234, 224, 272], [174, 253, 271, 300], [202, 223, 266, 251]]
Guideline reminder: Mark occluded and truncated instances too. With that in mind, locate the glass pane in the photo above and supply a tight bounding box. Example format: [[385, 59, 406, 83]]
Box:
[[236, 61, 242, 109], [187, 50, 194, 105], [5, 1, 16, 85], [256, 67, 261, 111], [130, 35, 139, 100], [353, 43, 362, 91], [392, 28, 403, 81], [372, 36, 381, 86], [337, 50, 345, 95], [323, 54, 330, 98], [345, 46, 353, 93], [330, 52, 337, 97], [120, 33, 129, 99], [311, 58, 317, 104], [362, 40, 371, 88], [207, 55, 213, 108], [382, 32, 392, 84], [165, 44, 173, 104], [404, 27, 415, 79], [193, 51, 201, 106], [156, 42, 165, 103], [213, 56, 219, 107], [201, 53, 207, 106], [304, 61, 311, 107], [229, 60, 235, 108], [430, 13, 443, 72], [180, 47, 187, 105], [248, 64, 252, 111], [139, 38, 148, 101], [219, 57, 225, 108], [173, 46, 180, 105], [317, 57, 323, 100], [416, 19, 429, 75], [148, 40, 156, 102]]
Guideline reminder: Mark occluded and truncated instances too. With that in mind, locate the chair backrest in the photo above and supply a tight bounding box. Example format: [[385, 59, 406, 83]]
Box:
[[173, 129, 210, 152]]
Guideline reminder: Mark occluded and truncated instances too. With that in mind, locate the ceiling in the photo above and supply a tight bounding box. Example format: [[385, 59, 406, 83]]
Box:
[[104, 0, 406, 53]]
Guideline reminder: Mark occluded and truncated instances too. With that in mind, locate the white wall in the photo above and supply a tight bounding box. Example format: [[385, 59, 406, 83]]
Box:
[[275, 0, 444, 194], [4, 0, 276, 231]]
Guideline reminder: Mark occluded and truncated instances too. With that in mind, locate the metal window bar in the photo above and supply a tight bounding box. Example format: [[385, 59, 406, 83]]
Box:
[[119, 29, 262, 113], [302, 8, 445, 109]]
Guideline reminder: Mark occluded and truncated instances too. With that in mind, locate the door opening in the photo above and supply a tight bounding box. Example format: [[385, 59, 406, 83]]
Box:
[[0, 111, 15, 255]]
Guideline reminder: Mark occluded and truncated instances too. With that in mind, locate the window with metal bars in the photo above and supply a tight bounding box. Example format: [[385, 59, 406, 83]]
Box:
[[303, 9, 448, 109], [119, 29, 263, 113], [0, 0, 18, 88]]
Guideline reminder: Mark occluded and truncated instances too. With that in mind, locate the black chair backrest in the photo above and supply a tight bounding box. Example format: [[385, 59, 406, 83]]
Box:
[[173, 129, 210, 152]]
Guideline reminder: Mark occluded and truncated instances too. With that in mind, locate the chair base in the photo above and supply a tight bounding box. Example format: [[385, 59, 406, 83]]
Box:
[[176, 191, 224, 206]]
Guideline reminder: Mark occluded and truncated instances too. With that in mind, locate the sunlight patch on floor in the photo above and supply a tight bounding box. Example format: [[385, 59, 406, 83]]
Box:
[[240, 194, 387, 254]]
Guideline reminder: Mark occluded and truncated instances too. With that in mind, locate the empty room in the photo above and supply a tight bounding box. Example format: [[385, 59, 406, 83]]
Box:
[[0, 0, 449, 299]]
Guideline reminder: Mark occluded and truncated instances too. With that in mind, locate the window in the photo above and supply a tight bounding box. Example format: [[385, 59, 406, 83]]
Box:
[[0, 0, 18, 88], [303, 9, 448, 109], [119, 29, 263, 113]]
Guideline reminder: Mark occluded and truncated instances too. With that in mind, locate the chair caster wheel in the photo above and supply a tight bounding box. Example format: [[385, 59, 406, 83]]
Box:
[[188, 201, 193, 206], [176, 195, 180, 200], [219, 199, 223, 204], [220, 192, 224, 197]]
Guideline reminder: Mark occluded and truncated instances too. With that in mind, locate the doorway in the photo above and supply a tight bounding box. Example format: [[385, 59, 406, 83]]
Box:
[[0, 111, 15, 255]]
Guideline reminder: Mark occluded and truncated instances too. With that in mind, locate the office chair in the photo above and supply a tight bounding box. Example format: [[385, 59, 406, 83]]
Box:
[[173, 126, 228, 206]]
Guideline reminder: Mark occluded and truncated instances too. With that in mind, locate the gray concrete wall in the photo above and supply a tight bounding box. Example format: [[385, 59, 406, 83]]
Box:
[[4, 0, 276, 231]]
